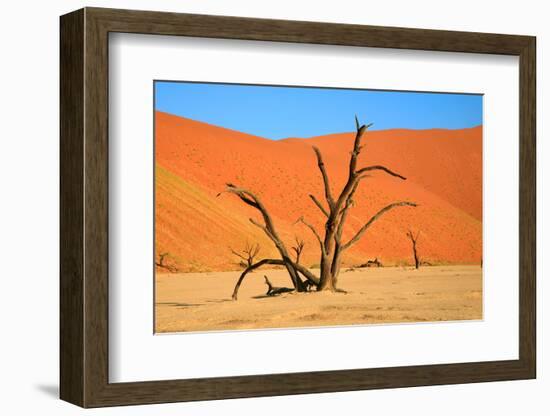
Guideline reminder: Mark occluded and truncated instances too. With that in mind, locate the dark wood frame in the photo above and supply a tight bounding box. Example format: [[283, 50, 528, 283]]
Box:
[[60, 7, 536, 408]]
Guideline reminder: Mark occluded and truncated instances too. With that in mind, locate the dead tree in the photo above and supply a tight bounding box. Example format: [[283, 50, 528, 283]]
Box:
[[223, 116, 416, 298], [291, 237, 305, 264], [297, 116, 417, 291], [155, 252, 178, 273], [229, 242, 260, 268], [406, 230, 421, 269]]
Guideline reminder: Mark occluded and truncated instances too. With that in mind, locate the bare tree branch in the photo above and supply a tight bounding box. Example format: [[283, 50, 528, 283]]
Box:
[[232, 258, 285, 300], [292, 262, 320, 285], [356, 165, 407, 180], [249, 218, 277, 243], [331, 120, 370, 214], [223, 183, 304, 291], [231, 257, 319, 300], [309, 194, 329, 217], [223, 185, 284, 252], [336, 174, 368, 219], [406, 229, 420, 243], [312, 146, 335, 210], [342, 202, 418, 250], [295, 216, 324, 254], [347, 118, 371, 178], [229, 248, 247, 261], [217, 185, 258, 208], [264, 275, 295, 296]]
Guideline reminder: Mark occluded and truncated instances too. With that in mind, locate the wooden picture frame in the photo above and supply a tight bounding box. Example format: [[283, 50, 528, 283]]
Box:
[[60, 7, 536, 408]]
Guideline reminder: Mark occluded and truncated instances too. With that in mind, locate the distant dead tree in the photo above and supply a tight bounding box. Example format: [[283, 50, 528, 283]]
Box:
[[291, 237, 305, 265], [221, 116, 416, 299], [406, 229, 421, 269], [230, 242, 260, 268], [155, 252, 178, 273]]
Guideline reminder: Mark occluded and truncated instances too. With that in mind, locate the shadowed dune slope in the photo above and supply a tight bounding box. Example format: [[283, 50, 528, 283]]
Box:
[[155, 111, 482, 272]]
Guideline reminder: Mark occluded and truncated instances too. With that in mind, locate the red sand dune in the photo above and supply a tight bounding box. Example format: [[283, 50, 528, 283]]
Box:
[[155, 111, 482, 272]]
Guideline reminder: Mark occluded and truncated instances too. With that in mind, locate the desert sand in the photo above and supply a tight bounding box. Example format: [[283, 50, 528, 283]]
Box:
[[155, 265, 482, 333]]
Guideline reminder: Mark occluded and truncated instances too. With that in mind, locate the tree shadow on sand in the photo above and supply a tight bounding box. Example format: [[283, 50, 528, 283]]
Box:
[[157, 301, 204, 308], [158, 299, 233, 309]]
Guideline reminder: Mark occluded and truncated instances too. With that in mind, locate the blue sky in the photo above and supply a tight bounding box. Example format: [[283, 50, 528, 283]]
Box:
[[155, 81, 482, 140]]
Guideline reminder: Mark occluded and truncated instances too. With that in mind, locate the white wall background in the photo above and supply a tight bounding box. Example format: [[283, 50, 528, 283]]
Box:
[[0, 0, 545, 414]]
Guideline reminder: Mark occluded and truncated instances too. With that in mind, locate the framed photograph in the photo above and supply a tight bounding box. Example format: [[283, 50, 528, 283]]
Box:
[[60, 7, 536, 408]]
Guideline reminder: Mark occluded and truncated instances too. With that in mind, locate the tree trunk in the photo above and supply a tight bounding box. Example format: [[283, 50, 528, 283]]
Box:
[[330, 246, 343, 287], [317, 222, 337, 291], [413, 245, 419, 269], [317, 274, 337, 291], [317, 258, 335, 291], [317, 249, 337, 291], [407, 230, 420, 269]]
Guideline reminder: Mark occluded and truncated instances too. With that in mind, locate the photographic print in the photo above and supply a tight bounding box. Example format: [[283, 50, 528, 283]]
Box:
[[154, 81, 483, 333]]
